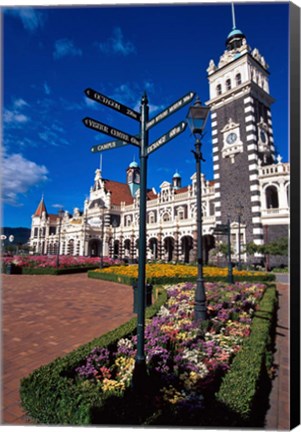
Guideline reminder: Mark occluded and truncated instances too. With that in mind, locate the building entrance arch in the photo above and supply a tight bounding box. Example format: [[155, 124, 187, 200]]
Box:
[[164, 236, 174, 262], [88, 239, 101, 257], [181, 235, 193, 263], [149, 237, 158, 260]]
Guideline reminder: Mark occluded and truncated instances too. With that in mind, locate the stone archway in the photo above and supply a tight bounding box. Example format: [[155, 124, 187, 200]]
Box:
[[181, 235, 193, 263], [149, 237, 158, 260], [203, 234, 215, 264], [164, 237, 174, 262], [88, 239, 101, 257]]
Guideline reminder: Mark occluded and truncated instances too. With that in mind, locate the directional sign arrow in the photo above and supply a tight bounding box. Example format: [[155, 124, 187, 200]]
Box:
[[147, 121, 187, 155], [146, 91, 195, 130], [91, 139, 129, 153], [85, 88, 141, 122], [83, 117, 140, 147]]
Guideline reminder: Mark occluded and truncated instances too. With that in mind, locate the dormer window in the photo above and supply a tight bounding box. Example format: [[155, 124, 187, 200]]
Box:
[[226, 79, 231, 91], [216, 84, 222, 96], [236, 73, 241, 86]]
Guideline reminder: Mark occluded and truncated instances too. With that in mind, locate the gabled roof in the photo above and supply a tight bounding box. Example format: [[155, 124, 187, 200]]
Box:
[[147, 189, 157, 200], [104, 180, 134, 205], [34, 196, 47, 217]]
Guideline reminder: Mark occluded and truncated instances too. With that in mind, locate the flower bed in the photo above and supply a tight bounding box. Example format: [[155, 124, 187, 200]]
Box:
[[89, 263, 275, 284], [20, 280, 277, 427], [2, 255, 122, 275], [73, 281, 265, 423]]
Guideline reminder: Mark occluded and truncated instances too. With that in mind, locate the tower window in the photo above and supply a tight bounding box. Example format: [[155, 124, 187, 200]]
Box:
[[226, 79, 231, 91], [266, 186, 279, 209], [236, 73, 242, 86], [216, 84, 222, 96]]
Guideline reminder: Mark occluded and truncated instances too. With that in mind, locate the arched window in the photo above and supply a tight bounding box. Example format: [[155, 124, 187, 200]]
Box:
[[236, 73, 242, 86], [266, 186, 279, 209], [216, 84, 222, 96], [226, 79, 231, 91], [286, 184, 290, 207], [163, 213, 170, 222]]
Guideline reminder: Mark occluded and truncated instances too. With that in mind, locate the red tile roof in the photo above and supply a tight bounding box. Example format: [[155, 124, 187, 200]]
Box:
[[147, 189, 157, 200], [104, 180, 134, 205]]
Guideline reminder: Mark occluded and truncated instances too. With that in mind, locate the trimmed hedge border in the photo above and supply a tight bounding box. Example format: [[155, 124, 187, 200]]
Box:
[[19, 289, 168, 425], [3, 265, 99, 275], [88, 269, 275, 285], [215, 283, 277, 425], [20, 283, 277, 426]]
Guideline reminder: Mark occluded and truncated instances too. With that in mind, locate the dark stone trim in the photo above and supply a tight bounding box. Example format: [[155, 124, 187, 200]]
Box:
[[251, 212, 262, 218]]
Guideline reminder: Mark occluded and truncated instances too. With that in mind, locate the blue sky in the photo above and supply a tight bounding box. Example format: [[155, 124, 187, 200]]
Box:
[[2, 2, 289, 228]]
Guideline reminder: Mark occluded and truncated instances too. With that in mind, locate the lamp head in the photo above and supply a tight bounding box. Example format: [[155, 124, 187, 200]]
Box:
[[186, 96, 210, 138]]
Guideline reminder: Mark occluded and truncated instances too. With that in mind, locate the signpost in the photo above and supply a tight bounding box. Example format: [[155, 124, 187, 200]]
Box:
[[82, 87, 195, 391], [91, 139, 129, 153], [146, 91, 195, 130], [147, 121, 187, 155], [85, 88, 141, 121], [83, 117, 140, 146]]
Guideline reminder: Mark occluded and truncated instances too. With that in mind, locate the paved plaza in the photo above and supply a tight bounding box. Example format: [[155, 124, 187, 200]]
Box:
[[1, 273, 289, 428]]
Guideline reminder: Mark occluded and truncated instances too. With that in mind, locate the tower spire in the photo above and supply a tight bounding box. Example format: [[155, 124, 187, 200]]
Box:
[[231, 2, 236, 29]]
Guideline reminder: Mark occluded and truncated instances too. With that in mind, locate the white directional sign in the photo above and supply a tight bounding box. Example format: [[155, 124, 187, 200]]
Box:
[[91, 139, 129, 153], [85, 88, 141, 121], [147, 121, 187, 155], [146, 91, 195, 130], [83, 117, 140, 146]]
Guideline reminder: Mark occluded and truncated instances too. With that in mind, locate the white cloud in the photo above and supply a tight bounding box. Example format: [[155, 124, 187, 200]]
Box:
[[3, 109, 30, 125], [97, 27, 136, 56], [2, 153, 48, 206], [53, 38, 82, 59], [44, 82, 51, 95], [5, 7, 45, 32], [13, 98, 29, 109]]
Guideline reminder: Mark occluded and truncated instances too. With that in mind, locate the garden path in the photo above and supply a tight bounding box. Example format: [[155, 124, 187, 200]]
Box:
[[265, 281, 290, 430], [2, 273, 134, 425]]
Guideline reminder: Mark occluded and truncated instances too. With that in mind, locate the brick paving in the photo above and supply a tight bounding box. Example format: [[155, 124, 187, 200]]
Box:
[[1, 273, 134, 425], [1, 274, 290, 427], [265, 282, 290, 430]]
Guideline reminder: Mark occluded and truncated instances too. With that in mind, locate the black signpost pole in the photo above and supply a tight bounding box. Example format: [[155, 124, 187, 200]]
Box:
[[132, 93, 149, 390]]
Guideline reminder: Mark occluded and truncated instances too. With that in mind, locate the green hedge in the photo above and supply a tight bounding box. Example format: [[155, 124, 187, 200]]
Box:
[[22, 266, 99, 275], [2, 265, 99, 275], [20, 289, 167, 425], [215, 284, 277, 425], [88, 270, 275, 285]]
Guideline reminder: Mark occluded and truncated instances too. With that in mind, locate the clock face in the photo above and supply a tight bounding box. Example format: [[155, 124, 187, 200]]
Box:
[[260, 130, 267, 143], [226, 132, 237, 144]]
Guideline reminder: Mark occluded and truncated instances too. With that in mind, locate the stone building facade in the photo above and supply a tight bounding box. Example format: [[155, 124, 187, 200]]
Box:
[[29, 21, 290, 265]]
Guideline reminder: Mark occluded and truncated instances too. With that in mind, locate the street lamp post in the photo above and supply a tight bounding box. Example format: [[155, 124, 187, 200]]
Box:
[[56, 209, 64, 268], [235, 203, 244, 270], [99, 206, 105, 269], [227, 216, 234, 283], [112, 219, 118, 259], [186, 97, 210, 322]]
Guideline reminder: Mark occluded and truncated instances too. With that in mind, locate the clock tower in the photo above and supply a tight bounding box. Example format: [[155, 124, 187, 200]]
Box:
[[206, 16, 276, 245]]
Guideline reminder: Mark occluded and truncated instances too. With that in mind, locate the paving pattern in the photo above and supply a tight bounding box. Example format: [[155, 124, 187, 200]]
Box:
[[2, 273, 134, 424], [1, 273, 289, 427], [265, 282, 290, 430]]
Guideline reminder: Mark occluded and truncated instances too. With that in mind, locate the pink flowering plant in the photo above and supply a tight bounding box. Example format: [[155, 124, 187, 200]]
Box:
[[75, 281, 266, 415], [2, 255, 122, 269]]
